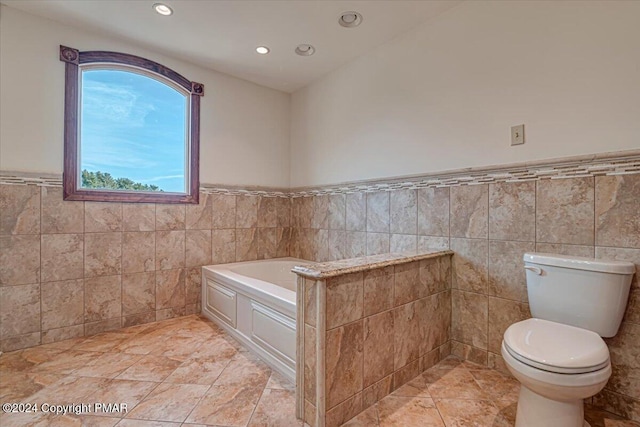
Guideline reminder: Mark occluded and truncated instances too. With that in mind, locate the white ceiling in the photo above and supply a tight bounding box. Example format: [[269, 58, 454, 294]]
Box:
[[2, 0, 461, 93]]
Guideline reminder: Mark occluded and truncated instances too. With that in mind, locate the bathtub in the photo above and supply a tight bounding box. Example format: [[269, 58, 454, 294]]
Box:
[[201, 257, 307, 383]]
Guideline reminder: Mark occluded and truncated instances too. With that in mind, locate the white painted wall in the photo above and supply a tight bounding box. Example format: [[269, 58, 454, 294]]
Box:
[[0, 6, 291, 187], [290, 1, 640, 186], [4, 2, 639, 189]]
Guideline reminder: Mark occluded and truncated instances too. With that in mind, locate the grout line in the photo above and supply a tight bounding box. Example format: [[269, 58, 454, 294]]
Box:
[[245, 379, 268, 426], [82, 200, 87, 339], [181, 382, 215, 424], [485, 185, 489, 351], [534, 179, 538, 255], [39, 187, 43, 346], [361, 270, 365, 405], [448, 187, 454, 346], [433, 398, 449, 427], [592, 175, 596, 249], [154, 203, 158, 323], [233, 195, 238, 263]]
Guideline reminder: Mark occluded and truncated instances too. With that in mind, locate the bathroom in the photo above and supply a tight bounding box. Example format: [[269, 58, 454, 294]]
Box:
[[0, 1, 639, 426]]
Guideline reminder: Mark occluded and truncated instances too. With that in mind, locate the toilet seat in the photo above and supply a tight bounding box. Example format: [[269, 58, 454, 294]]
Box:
[[503, 318, 610, 374]]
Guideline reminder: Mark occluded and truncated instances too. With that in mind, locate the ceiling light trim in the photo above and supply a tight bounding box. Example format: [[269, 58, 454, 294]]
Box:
[[153, 3, 173, 16], [339, 11, 363, 28], [295, 44, 316, 56]]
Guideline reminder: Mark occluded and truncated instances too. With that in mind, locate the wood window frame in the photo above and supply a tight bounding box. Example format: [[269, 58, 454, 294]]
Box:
[[59, 45, 203, 204]]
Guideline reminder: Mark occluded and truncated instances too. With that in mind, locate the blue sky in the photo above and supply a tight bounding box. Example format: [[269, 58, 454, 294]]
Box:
[[80, 69, 187, 192]]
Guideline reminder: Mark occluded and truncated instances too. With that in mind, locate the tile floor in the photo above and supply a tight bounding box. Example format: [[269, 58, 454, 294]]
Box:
[[0, 315, 636, 427], [342, 358, 638, 427]]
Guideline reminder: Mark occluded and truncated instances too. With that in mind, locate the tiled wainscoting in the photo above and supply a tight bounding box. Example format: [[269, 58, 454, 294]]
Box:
[[0, 186, 292, 352], [297, 253, 453, 427], [289, 173, 640, 422], [1, 152, 639, 422]]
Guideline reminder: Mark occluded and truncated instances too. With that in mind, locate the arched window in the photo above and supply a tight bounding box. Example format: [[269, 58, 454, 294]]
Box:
[[60, 46, 203, 203]]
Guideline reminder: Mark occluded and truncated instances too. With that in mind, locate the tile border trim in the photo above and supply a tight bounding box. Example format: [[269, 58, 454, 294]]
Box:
[[289, 149, 640, 197], [2, 149, 639, 197]]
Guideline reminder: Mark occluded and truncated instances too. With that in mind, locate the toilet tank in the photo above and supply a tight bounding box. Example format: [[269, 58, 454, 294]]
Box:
[[524, 253, 635, 337]]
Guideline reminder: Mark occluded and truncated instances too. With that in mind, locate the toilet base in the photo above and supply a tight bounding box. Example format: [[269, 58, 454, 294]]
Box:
[[515, 385, 589, 427]]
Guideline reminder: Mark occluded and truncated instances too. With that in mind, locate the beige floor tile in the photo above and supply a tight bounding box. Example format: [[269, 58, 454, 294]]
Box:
[[585, 405, 640, 427], [435, 399, 501, 426], [116, 355, 183, 382], [30, 350, 103, 374], [0, 411, 79, 427], [458, 359, 492, 371], [73, 333, 129, 352], [87, 378, 159, 416], [181, 424, 228, 427], [492, 399, 518, 427], [125, 383, 210, 422], [430, 356, 465, 370], [37, 337, 87, 351], [391, 382, 431, 399], [73, 353, 143, 378], [469, 369, 520, 403], [8, 346, 65, 368], [1, 316, 637, 427], [114, 333, 165, 355], [117, 420, 181, 426], [30, 375, 111, 404], [118, 322, 158, 336], [71, 415, 121, 426], [151, 335, 209, 358], [266, 370, 296, 391], [181, 424, 226, 427], [187, 334, 237, 358], [213, 352, 271, 389], [0, 371, 63, 401], [341, 405, 380, 426], [185, 384, 263, 426], [248, 388, 302, 427], [426, 367, 488, 400], [163, 357, 230, 385], [164, 345, 236, 385], [392, 375, 432, 398], [377, 396, 445, 427], [115, 321, 210, 358], [604, 421, 640, 427], [0, 351, 39, 373], [420, 366, 461, 384]]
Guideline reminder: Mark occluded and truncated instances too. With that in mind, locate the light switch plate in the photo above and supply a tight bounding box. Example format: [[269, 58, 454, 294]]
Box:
[[511, 124, 525, 145]]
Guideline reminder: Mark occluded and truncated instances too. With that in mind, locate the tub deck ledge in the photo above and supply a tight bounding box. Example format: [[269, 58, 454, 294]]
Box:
[[291, 249, 453, 279]]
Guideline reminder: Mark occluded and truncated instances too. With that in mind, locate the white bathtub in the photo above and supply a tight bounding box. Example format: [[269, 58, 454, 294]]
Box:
[[201, 257, 307, 382]]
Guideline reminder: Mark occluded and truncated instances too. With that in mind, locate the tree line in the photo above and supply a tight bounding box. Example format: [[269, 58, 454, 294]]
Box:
[[81, 170, 162, 191]]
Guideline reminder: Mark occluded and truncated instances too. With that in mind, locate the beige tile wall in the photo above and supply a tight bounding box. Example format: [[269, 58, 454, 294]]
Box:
[[1, 171, 638, 421], [0, 186, 291, 352], [290, 174, 640, 422]]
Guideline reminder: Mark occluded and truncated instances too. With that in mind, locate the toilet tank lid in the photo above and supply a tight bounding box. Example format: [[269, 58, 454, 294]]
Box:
[[523, 253, 635, 274]]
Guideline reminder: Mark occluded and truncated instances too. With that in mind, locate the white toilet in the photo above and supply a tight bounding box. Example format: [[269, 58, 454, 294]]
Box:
[[501, 253, 635, 427]]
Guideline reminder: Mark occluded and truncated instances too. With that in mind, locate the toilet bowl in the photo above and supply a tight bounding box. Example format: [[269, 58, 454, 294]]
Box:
[[501, 319, 611, 427], [501, 253, 634, 427]]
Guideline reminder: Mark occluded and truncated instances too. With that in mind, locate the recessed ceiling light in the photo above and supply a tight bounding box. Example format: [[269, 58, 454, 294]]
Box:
[[256, 46, 270, 55], [153, 3, 173, 16], [295, 44, 315, 56], [339, 11, 363, 28]]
